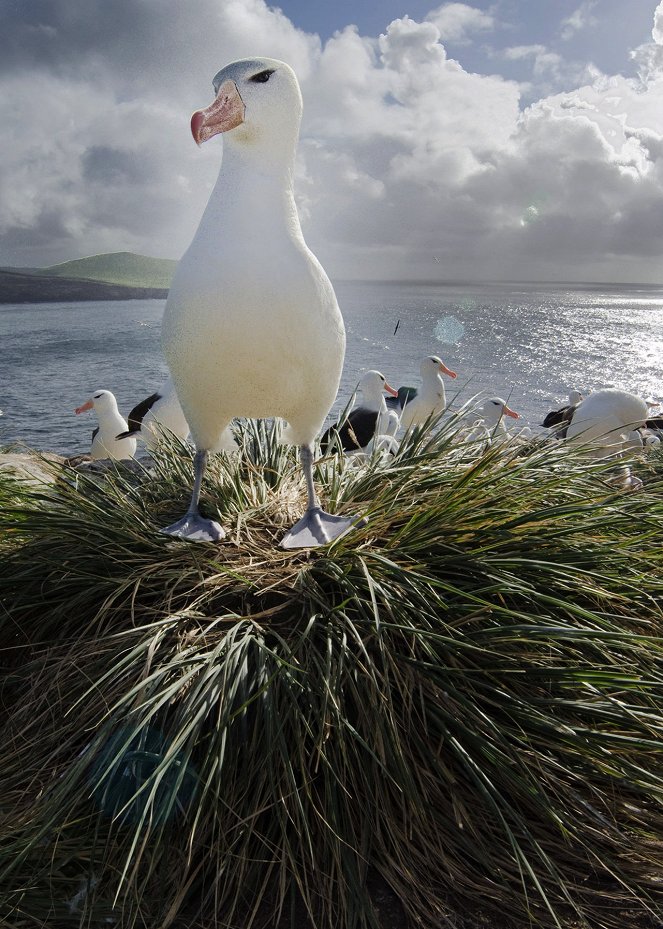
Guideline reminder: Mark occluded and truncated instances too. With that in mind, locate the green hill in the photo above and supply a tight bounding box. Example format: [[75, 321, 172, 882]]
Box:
[[43, 251, 177, 289]]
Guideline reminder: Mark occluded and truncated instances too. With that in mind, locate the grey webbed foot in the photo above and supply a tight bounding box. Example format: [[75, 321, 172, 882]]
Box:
[[281, 506, 366, 549], [161, 513, 226, 542], [162, 447, 224, 542]]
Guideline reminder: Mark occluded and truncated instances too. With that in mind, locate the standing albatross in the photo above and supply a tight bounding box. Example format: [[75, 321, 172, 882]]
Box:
[[398, 355, 457, 432], [161, 57, 356, 547]]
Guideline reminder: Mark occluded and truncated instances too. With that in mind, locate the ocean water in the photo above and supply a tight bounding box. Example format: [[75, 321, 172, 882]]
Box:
[[1, 280, 662, 456]]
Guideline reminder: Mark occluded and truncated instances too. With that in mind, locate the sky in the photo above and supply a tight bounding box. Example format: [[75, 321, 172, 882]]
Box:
[[2, 0, 663, 282]]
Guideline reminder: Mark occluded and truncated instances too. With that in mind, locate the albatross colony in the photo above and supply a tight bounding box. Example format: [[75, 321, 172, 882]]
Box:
[[161, 57, 361, 548]]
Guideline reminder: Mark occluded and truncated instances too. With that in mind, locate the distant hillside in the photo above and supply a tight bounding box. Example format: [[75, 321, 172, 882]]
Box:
[[0, 268, 169, 304], [43, 252, 177, 289]]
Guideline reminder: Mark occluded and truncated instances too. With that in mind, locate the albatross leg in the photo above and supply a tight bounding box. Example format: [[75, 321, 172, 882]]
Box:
[[281, 444, 365, 549], [161, 449, 226, 542]]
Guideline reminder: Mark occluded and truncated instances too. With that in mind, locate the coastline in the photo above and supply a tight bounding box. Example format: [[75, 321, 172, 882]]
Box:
[[0, 268, 168, 304]]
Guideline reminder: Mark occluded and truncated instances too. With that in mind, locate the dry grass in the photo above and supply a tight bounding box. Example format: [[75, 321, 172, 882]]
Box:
[[0, 417, 663, 929]]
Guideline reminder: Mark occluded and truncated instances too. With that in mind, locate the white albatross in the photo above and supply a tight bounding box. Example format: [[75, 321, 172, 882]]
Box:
[[320, 370, 398, 454], [463, 397, 520, 447], [75, 390, 137, 461], [399, 355, 457, 432], [161, 57, 358, 547], [566, 388, 648, 458]]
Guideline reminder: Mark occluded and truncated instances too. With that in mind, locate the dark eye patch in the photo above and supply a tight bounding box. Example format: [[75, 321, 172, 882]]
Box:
[[250, 69, 275, 83]]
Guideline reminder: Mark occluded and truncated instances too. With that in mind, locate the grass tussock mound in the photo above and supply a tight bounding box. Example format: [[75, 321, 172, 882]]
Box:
[[1, 418, 663, 929]]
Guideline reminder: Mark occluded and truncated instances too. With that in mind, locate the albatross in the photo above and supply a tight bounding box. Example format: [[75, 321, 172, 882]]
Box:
[[74, 390, 137, 461], [161, 57, 357, 547], [565, 388, 648, 458], [463, 397, 520, 447], [320, 370, 398, 453], [398, 355, 457, 432]]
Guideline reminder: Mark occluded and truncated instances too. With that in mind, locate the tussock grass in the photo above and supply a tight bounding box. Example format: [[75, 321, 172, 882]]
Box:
[[1, 417, 663, 929]]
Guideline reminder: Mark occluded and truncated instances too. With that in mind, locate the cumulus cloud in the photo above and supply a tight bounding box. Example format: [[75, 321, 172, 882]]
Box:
[[560, 1, 599, 41], [425, 3, 495, 44], [2, 0, 663, 282], [631, 0, 663, 83], [503, 44, 564, 78]]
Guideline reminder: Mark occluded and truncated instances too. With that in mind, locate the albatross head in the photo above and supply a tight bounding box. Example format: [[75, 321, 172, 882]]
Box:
[[191, 57, 302, 153], [421, 355, 457, 381], [358, 370, 398, 408], [482, 397, 519, 425], [75, 389, 118, 416]]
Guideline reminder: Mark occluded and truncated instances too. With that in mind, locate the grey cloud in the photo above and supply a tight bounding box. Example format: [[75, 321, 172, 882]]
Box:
[[0, 207, 77, 267], [0, 0, 159, 74], [82, 146, 151, 185]]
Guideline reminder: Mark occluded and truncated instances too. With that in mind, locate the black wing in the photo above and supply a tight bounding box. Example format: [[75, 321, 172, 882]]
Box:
[[91, 426, 99, 442], [117, 391, 162, 439], [543, 403, 578, 437], [386, 385, 418, 412], [542, 407, 567, 428], [321, 409, 379, 452]]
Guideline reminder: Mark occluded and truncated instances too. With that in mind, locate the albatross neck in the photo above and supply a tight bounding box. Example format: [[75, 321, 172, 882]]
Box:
[[209, 140, 300, 229], [222, 132, 298, 184]]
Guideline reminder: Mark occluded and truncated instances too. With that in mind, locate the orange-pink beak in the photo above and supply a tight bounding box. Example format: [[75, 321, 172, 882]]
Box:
[[503, 404, 519, 419], [75, 399, 94, 415], [384, 381, 398, 397], [191, 79, 246, 146], [440, 362, 457, 379]]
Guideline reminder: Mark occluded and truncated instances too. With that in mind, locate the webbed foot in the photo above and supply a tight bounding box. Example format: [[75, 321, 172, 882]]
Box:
[[281, 506, 366, 549], [161, 513, 226, 542]]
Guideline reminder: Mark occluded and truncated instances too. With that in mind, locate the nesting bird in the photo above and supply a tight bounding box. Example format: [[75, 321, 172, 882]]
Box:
[[566, 388, 648, 458], [464, 397, 520, 447], [161, 57, 357, 547], [117, 377, 190, 451], [397, 356, 457, 432], [74, 390, 136, 461], [320, 370, 398, 454], [542, 389, 583, 437]]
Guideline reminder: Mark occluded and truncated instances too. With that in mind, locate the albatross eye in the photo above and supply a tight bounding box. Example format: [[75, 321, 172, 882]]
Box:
[[250, 69, 275, 83]]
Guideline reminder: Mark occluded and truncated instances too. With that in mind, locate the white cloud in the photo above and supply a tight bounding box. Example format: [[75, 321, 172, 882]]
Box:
[[425, 3, 495, 45], [503, 44, 564, 78], [560, 1, 598, 42], [631, 0, 663, 83], [2, 0, 663, 283], [654, 0, 663, 43]]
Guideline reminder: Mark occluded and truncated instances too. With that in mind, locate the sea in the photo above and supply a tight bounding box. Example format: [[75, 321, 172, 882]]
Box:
[[1, 280, 662, 456]]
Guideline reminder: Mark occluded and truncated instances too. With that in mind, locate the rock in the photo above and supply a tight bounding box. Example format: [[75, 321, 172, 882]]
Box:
[[0, 450, 66, 485]]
